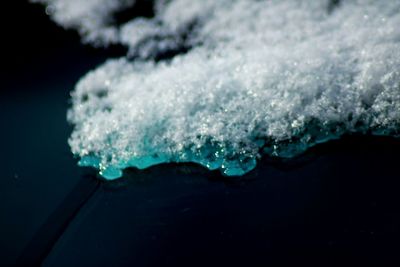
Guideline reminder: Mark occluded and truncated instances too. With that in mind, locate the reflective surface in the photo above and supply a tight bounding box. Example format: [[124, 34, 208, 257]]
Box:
[[1, 2, 400, 266]]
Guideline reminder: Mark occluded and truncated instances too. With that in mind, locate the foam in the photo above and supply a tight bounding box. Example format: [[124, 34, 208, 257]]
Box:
[[33, 0, 400, 179]]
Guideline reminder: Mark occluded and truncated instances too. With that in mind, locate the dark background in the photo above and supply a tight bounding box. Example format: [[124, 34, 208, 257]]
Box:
[[1, 1, 400, 266]]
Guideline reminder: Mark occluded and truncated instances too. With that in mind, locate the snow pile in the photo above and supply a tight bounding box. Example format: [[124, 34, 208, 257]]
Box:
[[32, 0, 400, 179]]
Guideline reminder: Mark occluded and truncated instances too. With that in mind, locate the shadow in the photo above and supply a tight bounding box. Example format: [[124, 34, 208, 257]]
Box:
[[328, 0, 341, 13]]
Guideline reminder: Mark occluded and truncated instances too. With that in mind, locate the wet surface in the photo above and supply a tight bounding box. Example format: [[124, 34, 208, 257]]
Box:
[[41, 137, 400, 267], [1, 2, 400, 266]]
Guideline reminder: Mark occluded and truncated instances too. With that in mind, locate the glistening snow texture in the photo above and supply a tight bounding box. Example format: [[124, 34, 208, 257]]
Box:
[[33, 0, 400, 179]]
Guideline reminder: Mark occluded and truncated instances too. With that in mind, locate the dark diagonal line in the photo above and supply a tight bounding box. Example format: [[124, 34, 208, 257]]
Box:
[[15, 175, 100, 267]]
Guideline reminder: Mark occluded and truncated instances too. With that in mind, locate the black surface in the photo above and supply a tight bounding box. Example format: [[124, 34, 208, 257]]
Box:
[[16, 175, 99, 266], [0, 1, 115, 266], [39, 137, 400, 267], [1, 1, 400, 267]]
